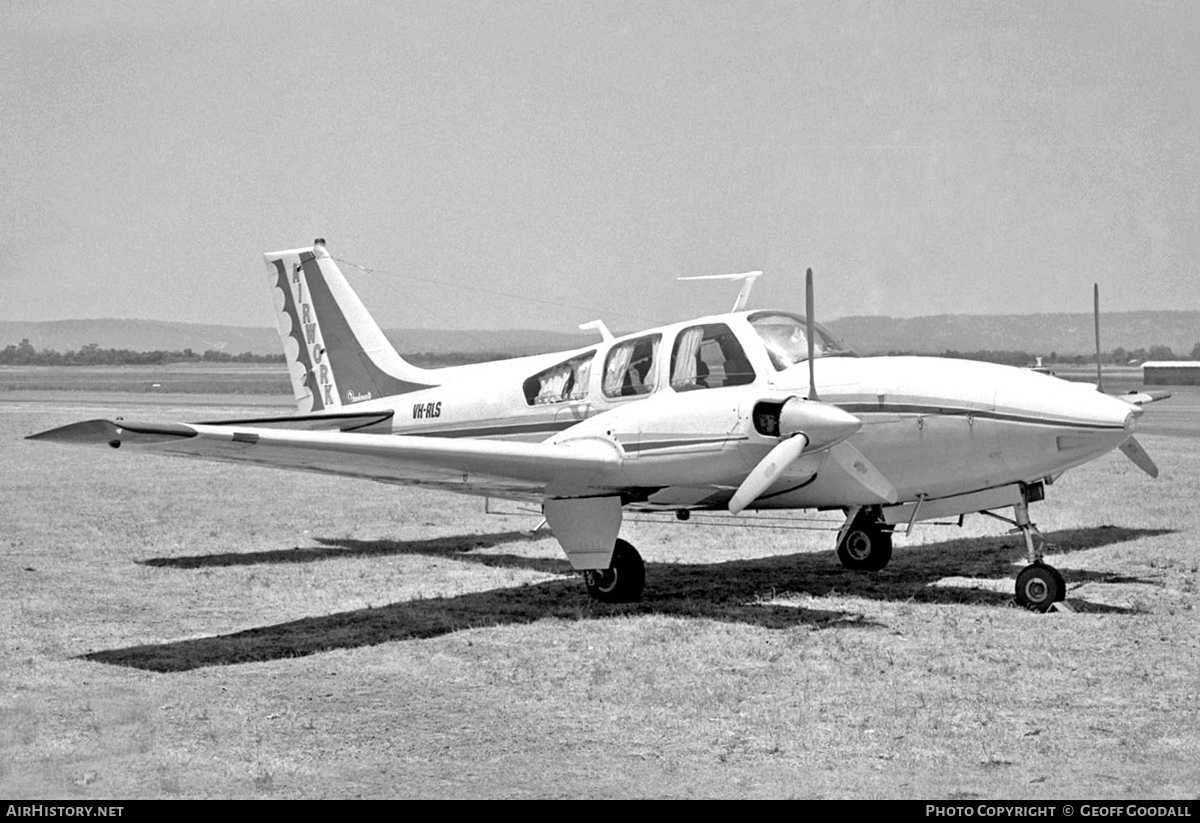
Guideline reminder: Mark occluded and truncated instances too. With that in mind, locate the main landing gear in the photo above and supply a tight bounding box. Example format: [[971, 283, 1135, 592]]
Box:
[[583, 539, 645, 604], [836, 508, 893, 571]]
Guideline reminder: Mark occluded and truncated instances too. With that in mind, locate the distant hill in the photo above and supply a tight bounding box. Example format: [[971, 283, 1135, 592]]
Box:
[[0, 320, 280, 356], [0, 319, 596, 358], [826, 312, 1200, 357], [3, 311, 1198, 358]]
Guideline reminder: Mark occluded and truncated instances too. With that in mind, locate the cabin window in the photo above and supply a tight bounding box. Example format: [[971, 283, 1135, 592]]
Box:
[[522, 352, 594, 406], [748, 312, 854, 370], [602, 334, 660, 398], [669, 323, 756, 391]]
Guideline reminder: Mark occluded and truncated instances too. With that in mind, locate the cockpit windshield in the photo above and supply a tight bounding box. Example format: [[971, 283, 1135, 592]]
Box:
[[747, 311, 855, 371]]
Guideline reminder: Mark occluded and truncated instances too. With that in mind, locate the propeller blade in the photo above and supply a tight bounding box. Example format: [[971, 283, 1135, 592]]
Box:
[[827, 441, 899, 503], [1094, 282, 1104, 393], [729, 399, 864, 514], [1119, 436, 1158, 478], [729, 434, 809, 515], [806, 268, 818, 401]]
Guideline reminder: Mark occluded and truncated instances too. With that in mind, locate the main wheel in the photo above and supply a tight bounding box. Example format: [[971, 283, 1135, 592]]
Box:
[[836, 521, 893, 571], [1015, 563, 1064, 612], [583, 539, 645, 603]]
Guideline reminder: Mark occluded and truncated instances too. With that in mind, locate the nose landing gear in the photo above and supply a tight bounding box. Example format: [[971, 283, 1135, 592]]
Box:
[[984, 484, 1066, 612], [1015, 562, 1066, 611]]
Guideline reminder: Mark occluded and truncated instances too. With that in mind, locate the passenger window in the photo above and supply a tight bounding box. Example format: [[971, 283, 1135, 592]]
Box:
[[602, 335, 661, 398], [670, 323, 756, 391], [522, 352, 594, 406]]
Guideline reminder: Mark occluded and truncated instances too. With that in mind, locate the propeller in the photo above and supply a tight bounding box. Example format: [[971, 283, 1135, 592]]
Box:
[[1095, 283, 1160, 478], [728, 398, 860, 514]]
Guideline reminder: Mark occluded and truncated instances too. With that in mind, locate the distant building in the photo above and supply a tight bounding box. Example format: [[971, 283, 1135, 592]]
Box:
[[1143, 361, 1200, 386]]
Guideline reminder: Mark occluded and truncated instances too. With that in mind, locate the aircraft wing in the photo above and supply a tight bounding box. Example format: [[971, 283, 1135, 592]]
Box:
[[28, 418, 623, 499], [1118, 389, 1172, 406]]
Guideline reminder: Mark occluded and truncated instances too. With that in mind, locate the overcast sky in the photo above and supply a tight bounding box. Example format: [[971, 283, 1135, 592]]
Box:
[[2, 1, 1197, 332]]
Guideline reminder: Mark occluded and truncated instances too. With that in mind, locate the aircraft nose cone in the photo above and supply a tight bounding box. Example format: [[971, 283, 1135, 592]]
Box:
[[1073, 387, 1141, 434], [778, 398, 862, 451]]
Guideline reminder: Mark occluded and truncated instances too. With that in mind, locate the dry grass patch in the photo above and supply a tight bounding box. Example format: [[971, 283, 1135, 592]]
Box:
[[2, 393, 1198, 798]]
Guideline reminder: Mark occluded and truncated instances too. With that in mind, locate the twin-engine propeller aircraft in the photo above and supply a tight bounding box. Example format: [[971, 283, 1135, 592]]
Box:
[[30, 240, 1164, 612]]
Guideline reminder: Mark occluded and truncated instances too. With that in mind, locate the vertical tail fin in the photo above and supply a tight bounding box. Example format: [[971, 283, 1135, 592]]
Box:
[[263, 240, 437, 412]]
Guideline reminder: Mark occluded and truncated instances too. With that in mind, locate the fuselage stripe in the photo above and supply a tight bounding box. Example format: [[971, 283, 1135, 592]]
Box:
[[390, 400, 1123, 442], [625, 436, 749, 453], [836, 402, 1126, 431], [395, 420, 579, 438]]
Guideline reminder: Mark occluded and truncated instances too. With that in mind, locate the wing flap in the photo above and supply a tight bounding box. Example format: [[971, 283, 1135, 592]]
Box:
[[196, 410, 394, 432]]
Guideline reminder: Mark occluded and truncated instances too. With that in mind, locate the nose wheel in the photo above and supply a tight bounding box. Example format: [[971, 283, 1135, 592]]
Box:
[[1015, 562, 1066, 612]]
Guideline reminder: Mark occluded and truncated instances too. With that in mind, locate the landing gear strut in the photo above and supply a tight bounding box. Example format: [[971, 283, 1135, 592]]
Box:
[[1007, 484, 1065, 612], [584, 539, 645, 603], [836, 508, 893, 571]]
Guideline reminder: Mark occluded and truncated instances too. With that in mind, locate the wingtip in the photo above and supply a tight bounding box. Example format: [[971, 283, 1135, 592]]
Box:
[[27, 419, 197, 446], [27, 419, 122, 443]]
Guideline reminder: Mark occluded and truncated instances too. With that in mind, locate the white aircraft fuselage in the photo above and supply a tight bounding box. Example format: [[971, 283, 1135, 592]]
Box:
[[347, 311, 1139, 513]]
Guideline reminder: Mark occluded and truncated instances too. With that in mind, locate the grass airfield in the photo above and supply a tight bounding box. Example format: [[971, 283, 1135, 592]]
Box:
[[2, 382, 1199, 799]]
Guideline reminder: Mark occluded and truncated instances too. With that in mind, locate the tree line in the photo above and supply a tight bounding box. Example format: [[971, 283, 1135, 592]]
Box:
[[4, 338, 1199, 369], [0, 340, 509, 368], [877, 343, 1200, 366], [0, 339, 285, 366]]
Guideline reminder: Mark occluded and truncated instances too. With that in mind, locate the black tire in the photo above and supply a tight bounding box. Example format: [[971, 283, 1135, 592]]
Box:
[[1015, 563, 1063, 612], [584, 539, 645, 603], [1047, 565, 1066, 602], [836, 522, 893, 571]]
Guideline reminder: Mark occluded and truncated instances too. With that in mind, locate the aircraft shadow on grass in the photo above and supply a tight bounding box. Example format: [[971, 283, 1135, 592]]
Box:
[[138, 529, 552, 570], [91, 524, 1171, 672]]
